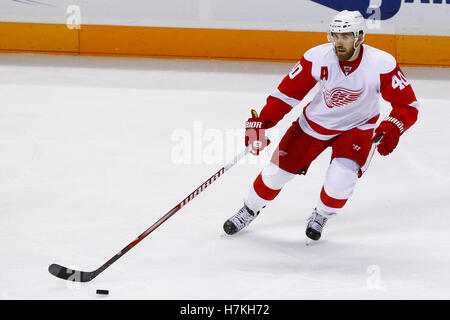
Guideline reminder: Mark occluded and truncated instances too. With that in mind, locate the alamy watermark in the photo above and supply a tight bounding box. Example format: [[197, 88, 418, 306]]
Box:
[[170, 121, 281, 166], [66, 5, 81, 30], [366, 0, 382, 30], [366, 265, 382, 290]]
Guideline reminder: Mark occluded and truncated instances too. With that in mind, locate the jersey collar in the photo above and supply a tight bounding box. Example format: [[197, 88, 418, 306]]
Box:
[[338, 45, 364, 76]]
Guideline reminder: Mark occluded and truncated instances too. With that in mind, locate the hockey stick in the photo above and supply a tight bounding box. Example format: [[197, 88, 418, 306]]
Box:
[[373, 133, 383, 143], [49, 146, 251, 282]]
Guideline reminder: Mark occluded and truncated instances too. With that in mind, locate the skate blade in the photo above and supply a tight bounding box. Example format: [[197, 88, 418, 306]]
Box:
[[305, 238, 312, 246]]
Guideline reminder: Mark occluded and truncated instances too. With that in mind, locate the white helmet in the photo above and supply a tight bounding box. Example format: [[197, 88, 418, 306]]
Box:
[[327, 10, 366, 48]]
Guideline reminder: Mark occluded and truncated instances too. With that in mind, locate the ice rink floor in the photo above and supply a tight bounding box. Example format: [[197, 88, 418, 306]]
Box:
[[0, 52, 449, 299]]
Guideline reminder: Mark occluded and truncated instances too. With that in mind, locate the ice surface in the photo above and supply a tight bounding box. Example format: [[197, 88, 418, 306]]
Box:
[[0, 53, 449, 299]]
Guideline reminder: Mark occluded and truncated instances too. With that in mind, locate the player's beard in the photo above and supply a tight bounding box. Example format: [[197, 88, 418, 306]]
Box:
[[334, 45, 355, 61]]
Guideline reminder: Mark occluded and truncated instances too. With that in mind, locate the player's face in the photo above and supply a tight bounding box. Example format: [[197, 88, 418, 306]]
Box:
[[332, 32, 357, 61]]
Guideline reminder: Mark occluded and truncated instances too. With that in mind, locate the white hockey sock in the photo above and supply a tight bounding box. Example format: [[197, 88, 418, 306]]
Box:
[[245, 162, 295, 213], [316, 157, 360, 217]]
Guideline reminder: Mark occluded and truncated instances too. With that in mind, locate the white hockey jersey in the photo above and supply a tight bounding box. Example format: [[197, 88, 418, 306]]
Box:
[[260, 43, 419, 141]]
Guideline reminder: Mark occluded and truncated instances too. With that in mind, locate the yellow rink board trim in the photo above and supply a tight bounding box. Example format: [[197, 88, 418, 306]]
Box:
[[0, 22, 448, 66], [0, 22, 79, 52], [396, 35, 450, 66]]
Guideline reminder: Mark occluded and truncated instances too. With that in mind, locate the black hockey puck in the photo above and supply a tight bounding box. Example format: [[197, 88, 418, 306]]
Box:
[[96, 289, 109, 295]]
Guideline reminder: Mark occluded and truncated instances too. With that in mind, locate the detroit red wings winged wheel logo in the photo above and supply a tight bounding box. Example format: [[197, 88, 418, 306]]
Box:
[[322, 87, 363, 108]]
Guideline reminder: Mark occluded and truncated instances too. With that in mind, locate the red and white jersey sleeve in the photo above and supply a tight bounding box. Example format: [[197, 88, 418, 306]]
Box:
[[259, 57, 317, 128], [257, 43, 419, 140], [379, 64, 419, 133]]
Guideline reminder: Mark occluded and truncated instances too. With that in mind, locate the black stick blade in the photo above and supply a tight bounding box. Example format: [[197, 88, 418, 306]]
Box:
[[48, 264, 95, 282], [373, 134, 383, 143]]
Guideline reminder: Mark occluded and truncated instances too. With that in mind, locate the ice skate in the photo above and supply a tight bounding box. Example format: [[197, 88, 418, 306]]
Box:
[[223, 204, 259, 235], [305, 209, 328, 241]]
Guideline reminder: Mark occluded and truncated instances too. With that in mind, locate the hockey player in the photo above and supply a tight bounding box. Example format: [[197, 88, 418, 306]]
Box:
[[223, 10, 419, 241]]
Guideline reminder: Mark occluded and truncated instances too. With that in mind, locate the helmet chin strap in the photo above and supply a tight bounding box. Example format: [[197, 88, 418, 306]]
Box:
[[348, 40, 360, 61], [347, 35, 364, 61], [350, 32, 365, 60]]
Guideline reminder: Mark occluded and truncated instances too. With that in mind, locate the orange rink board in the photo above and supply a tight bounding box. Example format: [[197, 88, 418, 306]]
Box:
[[0, 22, 448, 66]]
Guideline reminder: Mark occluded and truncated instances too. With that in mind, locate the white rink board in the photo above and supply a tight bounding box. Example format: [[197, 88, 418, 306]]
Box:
[[0, 0, 449, 36]]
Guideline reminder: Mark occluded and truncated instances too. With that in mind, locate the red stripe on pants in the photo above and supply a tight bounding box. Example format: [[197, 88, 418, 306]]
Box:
[[253, 173, 281, 200], [320, 187, 348, 209]]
